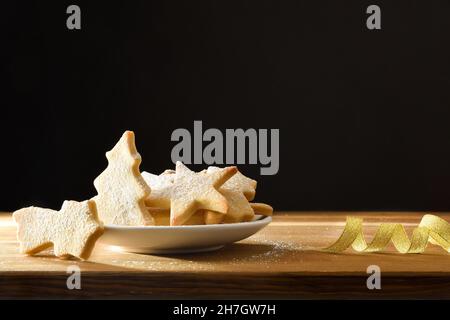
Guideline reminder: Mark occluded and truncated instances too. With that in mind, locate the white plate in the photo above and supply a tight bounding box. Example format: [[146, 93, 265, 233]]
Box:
[[98, 215, 272, 254]]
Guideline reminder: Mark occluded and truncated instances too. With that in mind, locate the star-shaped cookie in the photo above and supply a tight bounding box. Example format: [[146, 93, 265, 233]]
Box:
[[13, 200, 104, 260], [93, 131, 153, 225], [151, 161, 237, 225], [207, 166, 257, 201], [204, 166, 257, 223]]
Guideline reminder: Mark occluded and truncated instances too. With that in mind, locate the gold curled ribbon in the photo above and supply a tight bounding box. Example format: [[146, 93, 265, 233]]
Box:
[[323, 214, 450, 254]]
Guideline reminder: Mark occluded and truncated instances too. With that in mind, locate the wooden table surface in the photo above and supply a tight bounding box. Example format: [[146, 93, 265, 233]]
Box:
[[1, 211, 450, 299]]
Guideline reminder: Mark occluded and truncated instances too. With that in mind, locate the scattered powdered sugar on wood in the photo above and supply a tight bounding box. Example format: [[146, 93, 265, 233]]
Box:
[[231, 237, 300, 265]]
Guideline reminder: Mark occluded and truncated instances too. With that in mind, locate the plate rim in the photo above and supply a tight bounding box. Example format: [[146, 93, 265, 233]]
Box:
[[104, 215, 272, 231]]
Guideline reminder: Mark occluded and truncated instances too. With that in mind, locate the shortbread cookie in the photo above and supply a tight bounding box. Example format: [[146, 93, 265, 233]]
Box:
[[142, 171, 174, 209], [13, 200, 104, 260], [166, 161, 236, 225], [207, 166, 257, 201], [250, 203, 273, 216], [94, 131, 153, 225], [204, 166, 256, 223]]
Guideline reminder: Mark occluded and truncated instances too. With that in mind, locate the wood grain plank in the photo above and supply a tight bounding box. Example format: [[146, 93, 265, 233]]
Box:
[[2, 211, 450, 298]]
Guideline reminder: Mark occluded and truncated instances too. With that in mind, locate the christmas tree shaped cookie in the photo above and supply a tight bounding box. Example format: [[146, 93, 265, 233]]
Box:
[[94, 131, 153, 225]]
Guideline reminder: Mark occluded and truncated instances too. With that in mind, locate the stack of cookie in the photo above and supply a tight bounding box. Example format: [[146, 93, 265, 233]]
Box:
[[142, 164, 273, 226], [94, 130, 272, 226], [13, 131, 273, 260]]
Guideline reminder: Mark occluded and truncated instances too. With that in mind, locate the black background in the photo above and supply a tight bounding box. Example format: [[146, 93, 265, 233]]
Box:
[[2, 0, 450, 212]]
